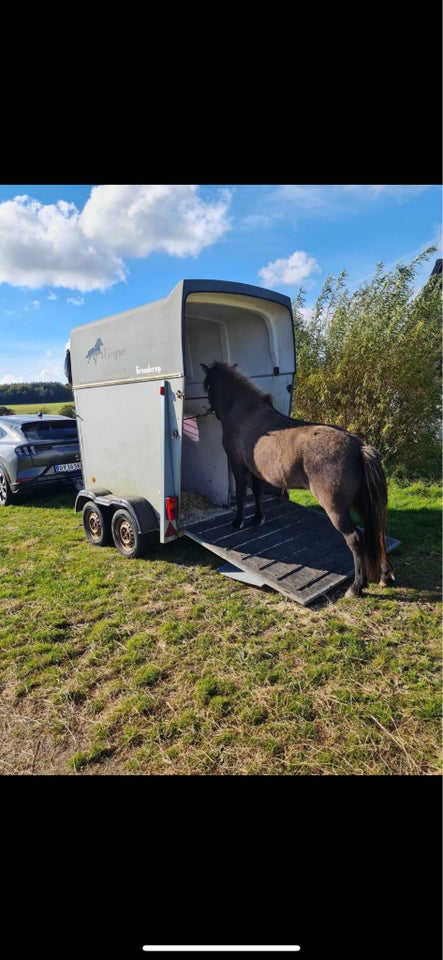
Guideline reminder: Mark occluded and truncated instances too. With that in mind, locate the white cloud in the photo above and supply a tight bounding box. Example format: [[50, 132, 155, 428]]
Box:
[[80, 184, 231, 257], [274, 185, 433, 217], [0, 374, 24, 384], [343, 184, 430, 198], [0, 195, 124, 292], [0, 186, 232, 293], [278, 185, 332, 209], [67, 297, 84, 306], [240, 213, 282, 229], [39, 365, 63, 380], [299, 306, 313, 323], [47, 292, 58, 300], [259, 250, 320, 288]]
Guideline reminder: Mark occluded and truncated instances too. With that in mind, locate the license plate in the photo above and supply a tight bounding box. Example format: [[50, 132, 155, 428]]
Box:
[[55, 462, 81, 473]]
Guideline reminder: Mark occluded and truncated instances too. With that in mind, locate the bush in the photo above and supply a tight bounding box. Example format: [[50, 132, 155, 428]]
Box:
[[292, 249, 442, 478], [59, 403, 76, 418], [0, 406, 14, 415]]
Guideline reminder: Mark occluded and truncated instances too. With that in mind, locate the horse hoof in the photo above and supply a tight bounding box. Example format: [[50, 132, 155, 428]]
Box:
[[379, 575, 395, 586], [345, 585, 362, 598], [232, 520, 244, 530], [252, 515, 265, 526]]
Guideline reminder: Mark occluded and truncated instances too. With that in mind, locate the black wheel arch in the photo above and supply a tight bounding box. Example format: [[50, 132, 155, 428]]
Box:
[[0, 461, 12, 485], [75, 489, 159, 535], [0, 463, 14, 504]]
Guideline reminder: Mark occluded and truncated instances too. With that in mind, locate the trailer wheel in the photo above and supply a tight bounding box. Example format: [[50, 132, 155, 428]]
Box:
[[111, 508, 148, 558], [82, 501, 111, 546]]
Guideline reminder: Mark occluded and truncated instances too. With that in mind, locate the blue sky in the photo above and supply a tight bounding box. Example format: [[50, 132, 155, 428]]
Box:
[[0, 183, 441, 384]]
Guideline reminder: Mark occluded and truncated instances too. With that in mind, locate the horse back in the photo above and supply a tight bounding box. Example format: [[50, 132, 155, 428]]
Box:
[[224, 403, 363, 495]]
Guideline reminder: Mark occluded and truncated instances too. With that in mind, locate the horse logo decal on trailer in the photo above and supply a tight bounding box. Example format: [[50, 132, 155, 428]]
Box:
[[85, 338, 104, 363]]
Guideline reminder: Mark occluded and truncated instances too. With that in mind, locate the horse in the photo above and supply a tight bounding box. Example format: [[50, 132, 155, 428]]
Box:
[[201, 361, 395, 598]]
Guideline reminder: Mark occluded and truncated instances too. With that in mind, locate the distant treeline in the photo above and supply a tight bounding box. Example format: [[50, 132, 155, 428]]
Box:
[[0, 382, 73, 405]]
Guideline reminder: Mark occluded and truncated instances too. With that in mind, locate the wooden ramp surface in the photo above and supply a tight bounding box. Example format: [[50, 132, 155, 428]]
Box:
[[184, 497, 400, 606]]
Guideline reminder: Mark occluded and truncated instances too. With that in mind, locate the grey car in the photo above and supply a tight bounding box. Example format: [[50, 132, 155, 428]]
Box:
[[0, 414, 82, 506]]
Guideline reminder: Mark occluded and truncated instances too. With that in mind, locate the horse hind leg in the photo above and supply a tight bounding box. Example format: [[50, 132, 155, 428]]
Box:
[[379, 551, 395, 586], [250, 474, 265, 526], [327, 508, 367, 598]]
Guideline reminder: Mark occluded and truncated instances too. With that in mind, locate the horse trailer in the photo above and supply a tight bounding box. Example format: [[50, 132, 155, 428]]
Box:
[[67, 278, 398, 605]]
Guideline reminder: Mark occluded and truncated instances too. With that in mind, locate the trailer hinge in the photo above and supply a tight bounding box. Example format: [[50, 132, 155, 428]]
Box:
[[170, 429, 179, 439], [175, 390, 184, 399]]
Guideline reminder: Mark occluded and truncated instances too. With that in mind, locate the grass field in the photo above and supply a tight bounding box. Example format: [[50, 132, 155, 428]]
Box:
[[3, 402, 71, 415], [0, 480, 441, 776]]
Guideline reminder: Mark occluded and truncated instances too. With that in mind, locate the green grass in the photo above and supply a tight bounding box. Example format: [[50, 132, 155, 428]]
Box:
[[0, 480, 440, 775], [5, 402, 69, 414]]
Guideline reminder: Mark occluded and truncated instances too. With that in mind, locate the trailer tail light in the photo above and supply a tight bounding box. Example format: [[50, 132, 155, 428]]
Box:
[[159, 386, 165, 395], [165, 496, 179, 521]]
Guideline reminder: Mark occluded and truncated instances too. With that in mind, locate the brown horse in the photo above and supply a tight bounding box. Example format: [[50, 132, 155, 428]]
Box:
[[201, 361, 395, 598]]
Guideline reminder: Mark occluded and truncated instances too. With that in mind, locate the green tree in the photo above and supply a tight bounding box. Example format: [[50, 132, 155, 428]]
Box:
[[292, 249, 442, 478], [0, 381, 73, 405]]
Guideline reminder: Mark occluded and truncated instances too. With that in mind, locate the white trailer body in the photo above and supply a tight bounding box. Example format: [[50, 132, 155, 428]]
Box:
[[69, 279, 295, 546]]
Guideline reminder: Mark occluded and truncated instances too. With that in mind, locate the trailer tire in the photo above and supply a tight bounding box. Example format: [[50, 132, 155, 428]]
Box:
[[111, 508, 149, 559], [82, 501, 111, 546]]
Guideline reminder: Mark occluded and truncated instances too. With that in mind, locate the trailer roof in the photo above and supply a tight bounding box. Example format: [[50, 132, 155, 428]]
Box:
[[69, 279, 294, 389], [179, 278, 293, 309]]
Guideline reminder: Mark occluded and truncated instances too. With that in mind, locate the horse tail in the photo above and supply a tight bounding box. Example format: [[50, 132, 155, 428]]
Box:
[[360, 444, 393, 583]]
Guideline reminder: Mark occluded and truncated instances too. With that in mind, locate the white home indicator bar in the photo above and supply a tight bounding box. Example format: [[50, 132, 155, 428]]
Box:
[[142, 948, 301, 953]]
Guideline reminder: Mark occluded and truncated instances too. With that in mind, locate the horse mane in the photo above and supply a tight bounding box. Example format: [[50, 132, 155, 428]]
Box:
[[206, 361, 274, 405]]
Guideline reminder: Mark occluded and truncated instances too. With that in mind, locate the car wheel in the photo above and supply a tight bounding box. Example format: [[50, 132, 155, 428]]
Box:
[[82, 501, 111, 546], [0, 467, 13, 506], [111, 508, 149, 558]]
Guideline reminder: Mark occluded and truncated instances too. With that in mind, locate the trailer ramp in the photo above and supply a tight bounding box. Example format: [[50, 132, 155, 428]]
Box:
[[183, 496, 400, 606]]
